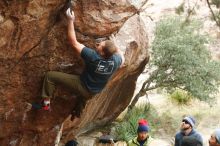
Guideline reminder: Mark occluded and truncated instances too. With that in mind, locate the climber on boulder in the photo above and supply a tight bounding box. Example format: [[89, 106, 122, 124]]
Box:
[[29, 8, 124, 117]]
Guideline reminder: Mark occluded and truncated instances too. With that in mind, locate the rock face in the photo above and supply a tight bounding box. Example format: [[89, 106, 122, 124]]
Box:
[[0, 0, 149, 145]]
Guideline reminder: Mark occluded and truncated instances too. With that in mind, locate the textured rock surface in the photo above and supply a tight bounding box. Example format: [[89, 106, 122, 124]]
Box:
[[0, 0, 149, 145]]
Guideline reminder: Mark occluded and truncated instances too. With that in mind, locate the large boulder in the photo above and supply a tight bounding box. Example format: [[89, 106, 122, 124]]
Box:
[[0, 0, 149, 145]]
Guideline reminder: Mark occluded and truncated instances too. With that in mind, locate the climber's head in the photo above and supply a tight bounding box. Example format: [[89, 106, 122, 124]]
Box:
[[95, 38, 117, 59]]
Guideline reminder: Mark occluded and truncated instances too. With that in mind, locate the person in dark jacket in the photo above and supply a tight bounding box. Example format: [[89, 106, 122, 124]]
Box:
[[209, 129, 220, 146], [174, 116, 203, 146], [181, 136, 202, 146]]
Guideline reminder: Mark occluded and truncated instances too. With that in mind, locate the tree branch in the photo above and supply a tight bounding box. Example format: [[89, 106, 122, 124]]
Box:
[[206, 0, 220, 27], [184, 0, 199, 23]]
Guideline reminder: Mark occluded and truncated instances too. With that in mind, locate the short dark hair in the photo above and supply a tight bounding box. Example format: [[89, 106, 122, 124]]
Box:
[[181, 136, 202, 146], [102, 40, 117, 58]]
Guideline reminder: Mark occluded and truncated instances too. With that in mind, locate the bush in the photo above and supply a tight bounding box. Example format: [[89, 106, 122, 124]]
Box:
[[112, 105, 160, 142], [170, 89, 192, 105]]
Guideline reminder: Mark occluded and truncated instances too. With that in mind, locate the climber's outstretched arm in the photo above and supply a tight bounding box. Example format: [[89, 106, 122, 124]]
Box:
[[66, 8, 85, 54]]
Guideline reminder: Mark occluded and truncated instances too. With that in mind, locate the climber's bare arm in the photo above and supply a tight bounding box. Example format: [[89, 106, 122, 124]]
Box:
[[116, 47, 125, 67], [66, 8, 85, 54], [110, 34, 125, 67]]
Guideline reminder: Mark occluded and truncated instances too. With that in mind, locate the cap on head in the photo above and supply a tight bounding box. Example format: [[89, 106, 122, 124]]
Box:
[[183, 116, 196, 128], [214, 129, 220, 144], [137, 119, 149, 133]]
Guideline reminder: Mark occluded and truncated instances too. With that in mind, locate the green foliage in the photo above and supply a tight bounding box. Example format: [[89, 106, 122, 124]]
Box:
[[211, 0, 220, 8], [211, 11, 220, 23], [170, 89, 192, 105], [175, 3, 185, 15], [208, 0, 220, 27], [112, 105, 159, 142], [148, 17, 220, 101]]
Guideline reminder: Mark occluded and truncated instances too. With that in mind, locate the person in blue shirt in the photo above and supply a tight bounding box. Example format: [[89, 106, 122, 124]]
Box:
[[30, 8, 124, 116], [174, 116, 203, 146]]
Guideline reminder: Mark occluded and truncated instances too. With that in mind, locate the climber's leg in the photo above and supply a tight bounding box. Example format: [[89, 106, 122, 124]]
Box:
[[41, 71, 91, 99], [31, 71, 92, 111]]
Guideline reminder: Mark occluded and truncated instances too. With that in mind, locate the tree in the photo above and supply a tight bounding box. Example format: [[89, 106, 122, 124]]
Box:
[[207, 0, 220, 27], [129, 17, 220, 109]]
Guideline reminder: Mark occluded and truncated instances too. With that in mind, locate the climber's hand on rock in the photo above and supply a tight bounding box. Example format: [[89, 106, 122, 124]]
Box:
[[66, 8, 75, 21]]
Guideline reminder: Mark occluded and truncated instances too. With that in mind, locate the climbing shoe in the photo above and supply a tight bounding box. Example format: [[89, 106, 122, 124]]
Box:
[[70, 109, 81, 121], [41, 99, 50, 111], [70, 98, 87, 121], [30, 99, 51, 111]]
